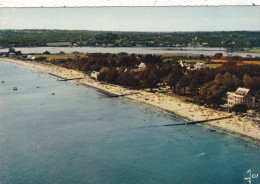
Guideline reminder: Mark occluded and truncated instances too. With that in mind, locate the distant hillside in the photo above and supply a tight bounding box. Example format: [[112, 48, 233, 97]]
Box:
[[0, 29, 260, 48]]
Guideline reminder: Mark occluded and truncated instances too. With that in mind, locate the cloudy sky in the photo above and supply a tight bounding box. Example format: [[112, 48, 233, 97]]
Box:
[[0, 7, 260, 32]]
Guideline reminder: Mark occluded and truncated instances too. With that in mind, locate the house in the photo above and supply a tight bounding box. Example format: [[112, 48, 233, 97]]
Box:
[[194, 63, 206, 70], [90, 71, 100, 80], [187, 65, 195, 70], [180, 61, 189, 68], [138, 62, 146, 69], [0, 52, 8, 57], [180, 61, 206, 70], [226, 87, 255, 108], [27, 55, 35, 60], [19, 55, 28, 60], [8, 52, 17, 58]]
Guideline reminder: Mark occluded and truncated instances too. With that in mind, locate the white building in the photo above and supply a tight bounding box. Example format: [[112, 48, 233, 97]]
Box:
[[180, 61, 189, 68], [226, 87, 250, 107], [194, 63, 206, 70], [27, 55, 35, 60], [138, 62, 146, 69], [187, 65, 195, 70], [180, 61, 206, 70], [90, 71, 100, 80], [8, 52, 17, 58]]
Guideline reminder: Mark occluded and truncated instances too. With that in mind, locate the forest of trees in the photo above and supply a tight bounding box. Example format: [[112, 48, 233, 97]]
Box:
[[1, 30, 260, 48], [46, 53, 260, 108]]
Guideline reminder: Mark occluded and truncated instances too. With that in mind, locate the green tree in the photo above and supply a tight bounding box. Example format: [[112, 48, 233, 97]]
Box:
[[179, 75, 190, 95], [35, 56, 46, 61], [8, 47, 15, 53], [117, 72, 139, 87], [105, 69, 118, 84], [199, 72, 241, 106], [213, 52, 223, 59], [97, 67, 110, 81], [143, 73, 158, 91], [165, 64, 183, 93], [243, 74, 260, 91]]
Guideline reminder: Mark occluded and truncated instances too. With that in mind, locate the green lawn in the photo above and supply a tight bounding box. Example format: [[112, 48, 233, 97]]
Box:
[[242, 48, 260, 53], [206, 63, 222, 68], [35, 54, 75, 61], [248, 48, 260, 53]]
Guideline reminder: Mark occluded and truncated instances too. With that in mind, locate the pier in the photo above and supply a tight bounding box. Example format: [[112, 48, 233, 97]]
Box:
[[107, 92, 140, 98], [57, 77, 84, 81], [164, 115, 233, 126], [48, 73, 84, 81]]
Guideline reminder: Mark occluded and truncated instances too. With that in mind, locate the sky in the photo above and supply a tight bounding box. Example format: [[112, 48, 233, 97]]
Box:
[[0, 7, 260, 32]]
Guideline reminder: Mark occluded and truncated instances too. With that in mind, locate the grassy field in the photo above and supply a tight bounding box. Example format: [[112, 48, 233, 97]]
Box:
[[210, 59, 228, 63], [248, 48, 260, 53], [46, 42, 71, 46], [206, 63, 222, 68], [242, 61, 260, 65], [35, 54, 77, 61], [243, 48, 260, 53]]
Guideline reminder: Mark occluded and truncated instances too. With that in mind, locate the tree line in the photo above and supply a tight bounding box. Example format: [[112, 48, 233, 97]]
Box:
[[46, 53, 260, 108], [1, 30, 260, 48]]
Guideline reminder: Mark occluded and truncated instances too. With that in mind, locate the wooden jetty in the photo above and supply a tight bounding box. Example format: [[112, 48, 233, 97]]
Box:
[[48, 73, 84, 81], [57, 77, 84, 81], [164, 115, 232, 126], [107, 92, 139, 98]]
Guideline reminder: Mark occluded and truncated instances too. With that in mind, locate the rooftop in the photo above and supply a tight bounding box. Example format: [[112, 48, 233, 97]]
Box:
[[234, 87, 250, 96]]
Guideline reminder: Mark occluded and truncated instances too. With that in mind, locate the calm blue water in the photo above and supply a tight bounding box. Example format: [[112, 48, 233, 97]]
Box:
[[0, 61, 260, 184], [1, 46, 260, 57]]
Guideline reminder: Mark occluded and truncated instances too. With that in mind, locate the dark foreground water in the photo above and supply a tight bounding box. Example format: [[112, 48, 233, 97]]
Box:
[[0, 61, 260, 184]]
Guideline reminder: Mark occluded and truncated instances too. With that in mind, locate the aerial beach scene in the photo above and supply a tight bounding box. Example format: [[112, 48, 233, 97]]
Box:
[[0, 5, 260, 184]]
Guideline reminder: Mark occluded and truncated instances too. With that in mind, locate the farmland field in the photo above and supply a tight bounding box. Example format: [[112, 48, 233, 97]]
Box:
[[35, 54, 78, 61], [247, 48, 260, 53], [242, 60, 260, 65], [206, 63, 223, 68]]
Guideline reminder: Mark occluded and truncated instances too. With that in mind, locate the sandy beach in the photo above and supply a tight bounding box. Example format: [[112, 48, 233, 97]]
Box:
[[1, 58, 260, 142]]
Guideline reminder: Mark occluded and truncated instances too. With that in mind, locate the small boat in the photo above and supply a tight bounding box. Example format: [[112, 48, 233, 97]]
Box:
[[210, 129, 216, 132], [13, 87, 18, 90]]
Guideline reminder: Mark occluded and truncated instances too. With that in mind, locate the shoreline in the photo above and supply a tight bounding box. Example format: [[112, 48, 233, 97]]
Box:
[[1, 58, 260, 143]]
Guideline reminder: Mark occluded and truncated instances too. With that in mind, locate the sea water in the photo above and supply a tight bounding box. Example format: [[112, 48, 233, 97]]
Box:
[[1, 47, 260, 57], [0, 61, 259, 184]]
